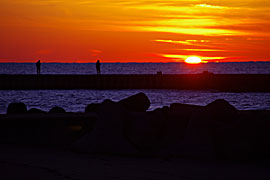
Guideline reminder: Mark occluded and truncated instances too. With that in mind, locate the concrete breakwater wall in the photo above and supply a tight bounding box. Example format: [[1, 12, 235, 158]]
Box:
[[0, 74, 270, 92]]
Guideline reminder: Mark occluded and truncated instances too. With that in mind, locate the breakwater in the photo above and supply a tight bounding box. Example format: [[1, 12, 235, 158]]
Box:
[[2, 93, 270, 162], [0, 74, 270, 92]]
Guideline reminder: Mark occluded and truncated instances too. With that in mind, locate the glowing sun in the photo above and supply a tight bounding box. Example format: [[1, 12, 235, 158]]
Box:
[[185, 56, 202, 64]]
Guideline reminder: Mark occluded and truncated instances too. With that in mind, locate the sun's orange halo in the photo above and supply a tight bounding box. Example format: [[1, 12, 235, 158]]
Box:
[[185, 56, 202, 64]]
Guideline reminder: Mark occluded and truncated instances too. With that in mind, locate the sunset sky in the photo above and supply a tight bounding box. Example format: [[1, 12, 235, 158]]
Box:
[[0, 0, 269, 63]]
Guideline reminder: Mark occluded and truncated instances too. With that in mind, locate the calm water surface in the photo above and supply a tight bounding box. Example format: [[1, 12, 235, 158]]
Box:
[[1, 62, 270, 74], [0, 90, 270, 114]]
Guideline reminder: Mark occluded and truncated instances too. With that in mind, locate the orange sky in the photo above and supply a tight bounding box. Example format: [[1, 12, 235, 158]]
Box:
[[0, 0, 269, 63]]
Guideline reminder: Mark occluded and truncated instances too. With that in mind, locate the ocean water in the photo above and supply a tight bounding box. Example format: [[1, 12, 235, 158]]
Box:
[[1, 62, 270, 74], [0, 62, 270, 113], [0, 89, 270, 114]]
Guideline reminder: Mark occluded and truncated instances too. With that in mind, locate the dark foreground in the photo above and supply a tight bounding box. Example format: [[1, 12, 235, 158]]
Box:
[[1, 144, 270, 180], [1, 73, 270, 91], [1, 93, 270, 179]]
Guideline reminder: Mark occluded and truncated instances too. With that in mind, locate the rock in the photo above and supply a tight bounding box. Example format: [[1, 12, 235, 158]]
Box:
[[157, 104, 201, 157], [167, 103, 203, 136], [203, 99, 240, 160], [124, 109, 166, 153], [182, 99, 238, 160], [28, 108, 46, 114], [49, 106, 66, 113], [85, 103, 100, 113], [205, 99, 237, 122], [252, 111, 270, 161], [7, 102, 27, 114], [223, 110, 268, 161], [118, 92, 150, 112], [170, 103, 203, 114], [181, 110, 216, 160], [73, 100, 137, 155], [222, 112, 255, 161], [161, 106, 169, 115]]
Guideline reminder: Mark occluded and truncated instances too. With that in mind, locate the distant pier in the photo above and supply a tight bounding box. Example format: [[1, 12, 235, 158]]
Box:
[[0, 74, 270, 92]]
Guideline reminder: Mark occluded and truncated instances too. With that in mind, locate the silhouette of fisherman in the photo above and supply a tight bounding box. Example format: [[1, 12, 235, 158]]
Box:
[[96, 60, 101, 74], [36, 60, 41, 75]]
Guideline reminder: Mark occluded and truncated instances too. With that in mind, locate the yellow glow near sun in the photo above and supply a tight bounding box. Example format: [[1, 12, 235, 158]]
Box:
[[185, 56, 202, 64]]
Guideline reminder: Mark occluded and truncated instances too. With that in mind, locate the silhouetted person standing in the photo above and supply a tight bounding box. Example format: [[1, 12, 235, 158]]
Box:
[[96, 60, 101, 75], [36, 60, 41, 75]]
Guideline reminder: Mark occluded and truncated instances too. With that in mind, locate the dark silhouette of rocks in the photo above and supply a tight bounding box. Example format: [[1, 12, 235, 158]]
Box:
[[3, 94, 270, 163], [84, 99, 114, 113], [167, 103, 203, 138], [85, 103, 101, 113], [199, 99, 239, 160], [155, 104, 203, 157], [254, 111, 270, 161], [28, 108, 46, 114], [7, 102, 27, 114], [0, 112, 96, 146], [85, 92, 150, 113], [205, 99, 237, 122], [181, 99, 238, 160], [234, 110, 270, 161], [124, 110, 166, 154], [170, 103, 203, 113], [119, 92, 150, 112], [161, 106, 169, 114], [49, 106, 66, 113], [74, 99, 137, 154]]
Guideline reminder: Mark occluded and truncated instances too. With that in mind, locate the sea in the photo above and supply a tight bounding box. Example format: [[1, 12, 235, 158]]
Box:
[[0, 62, 270, 113]]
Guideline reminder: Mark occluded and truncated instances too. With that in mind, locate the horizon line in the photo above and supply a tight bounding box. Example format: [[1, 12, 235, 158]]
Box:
[[0, 61, 270, 64]]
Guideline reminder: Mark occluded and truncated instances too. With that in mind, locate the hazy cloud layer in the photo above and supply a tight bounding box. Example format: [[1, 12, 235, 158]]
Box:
[[0, 0, 269, 62]]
